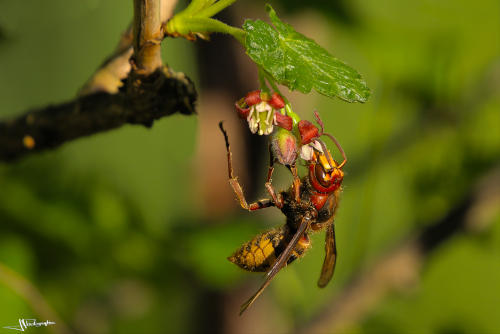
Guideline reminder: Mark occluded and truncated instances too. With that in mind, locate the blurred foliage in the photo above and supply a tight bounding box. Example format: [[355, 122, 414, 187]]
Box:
[[0, 26, 5, 43], [0, 0, 499, 333], [273, 0, 358, 26]]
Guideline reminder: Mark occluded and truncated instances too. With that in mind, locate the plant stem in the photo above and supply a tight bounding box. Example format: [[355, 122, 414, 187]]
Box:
[[285, 103, 301, 127], [180, 0, 214, 17], [166, 16, 245, 44], [260, 69, 301, 124], [196, 0, 237, 18], [262, 69, 291, 104], [258, 68, 270, 93], [264, 71, 282, 96], [133, 0, 163, 73]]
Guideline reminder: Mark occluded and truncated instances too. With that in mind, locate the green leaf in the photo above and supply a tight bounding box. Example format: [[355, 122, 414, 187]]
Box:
[[243, 5, 370, 103]]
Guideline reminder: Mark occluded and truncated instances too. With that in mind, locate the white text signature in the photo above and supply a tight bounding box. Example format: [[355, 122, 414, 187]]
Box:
[[3, 319, 56, 332]]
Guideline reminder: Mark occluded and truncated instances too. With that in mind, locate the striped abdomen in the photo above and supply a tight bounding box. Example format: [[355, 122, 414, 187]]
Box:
[[228, 226, 311, 272]]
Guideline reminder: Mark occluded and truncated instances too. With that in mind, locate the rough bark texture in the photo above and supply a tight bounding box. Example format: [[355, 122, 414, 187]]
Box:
[[0, 67, 196, 162]]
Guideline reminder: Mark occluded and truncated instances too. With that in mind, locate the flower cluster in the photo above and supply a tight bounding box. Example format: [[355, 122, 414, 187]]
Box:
[[235, 90, 292, 135], [234, 91, 338, 168]]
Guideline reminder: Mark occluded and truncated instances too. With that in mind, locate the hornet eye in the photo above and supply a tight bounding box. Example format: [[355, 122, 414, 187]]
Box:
[[315, 163, 332, 188]]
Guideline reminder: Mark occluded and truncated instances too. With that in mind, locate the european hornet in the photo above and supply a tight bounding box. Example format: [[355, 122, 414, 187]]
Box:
[[219, 111, 346, 314]]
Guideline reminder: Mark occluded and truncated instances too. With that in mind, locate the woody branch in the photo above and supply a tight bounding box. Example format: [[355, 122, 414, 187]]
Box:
[[133, 0, 163, 74], [0, 0, 196, 162]]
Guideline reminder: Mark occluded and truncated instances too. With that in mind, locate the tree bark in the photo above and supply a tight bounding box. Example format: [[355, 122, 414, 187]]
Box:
[[0, 68, 196, 162], [0, 0, 198, 162]]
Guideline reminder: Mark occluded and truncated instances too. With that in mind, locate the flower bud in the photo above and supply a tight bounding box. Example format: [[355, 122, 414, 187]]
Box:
[[298, 120, 319, 145], [235, 98, 250, 118], [271, 128, 298, 165], [275, 112, 293, 131], [244, 90, 262, 106], [269, 92, 285, 109]]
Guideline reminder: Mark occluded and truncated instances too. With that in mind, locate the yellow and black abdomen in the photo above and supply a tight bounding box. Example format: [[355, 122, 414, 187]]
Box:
[[228, 226, 311, 272]]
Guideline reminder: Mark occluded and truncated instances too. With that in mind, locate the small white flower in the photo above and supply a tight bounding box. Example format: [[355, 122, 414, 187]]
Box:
[[247, 102, 275, 135], [300, 139, 324, 161]]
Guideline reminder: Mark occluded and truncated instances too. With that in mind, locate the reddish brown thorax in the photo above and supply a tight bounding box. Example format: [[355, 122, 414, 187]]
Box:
[[310, 192, 329, 211]]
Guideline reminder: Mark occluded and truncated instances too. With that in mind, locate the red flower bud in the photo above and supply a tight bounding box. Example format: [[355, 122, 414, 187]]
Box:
[[235, 99, 250, 118], [274, 112, 293, 131], [269, 93, 285, 109], [298, 120, 319, 145], [272, 129, 298, 166], [244, 90, 261, 106]]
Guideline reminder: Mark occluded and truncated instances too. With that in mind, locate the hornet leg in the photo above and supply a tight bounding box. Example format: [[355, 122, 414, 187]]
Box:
[[288, 164, 301, 203], [219, 122, 279, 211], [264, 144, 283, 208]]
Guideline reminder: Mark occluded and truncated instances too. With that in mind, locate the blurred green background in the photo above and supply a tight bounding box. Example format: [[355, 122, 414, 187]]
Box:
[[0, 0, 499, 333]]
